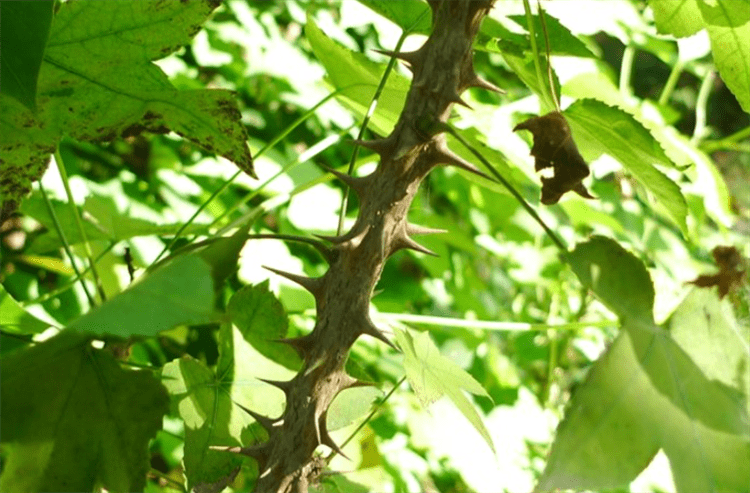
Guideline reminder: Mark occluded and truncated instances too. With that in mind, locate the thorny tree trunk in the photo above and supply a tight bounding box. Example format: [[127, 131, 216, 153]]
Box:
[[237, 2, 499, 491]]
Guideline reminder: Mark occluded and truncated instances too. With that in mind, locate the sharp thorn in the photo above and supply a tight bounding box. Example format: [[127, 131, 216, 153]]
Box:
[[350, 137, 394, 157], [258, 377, 294, 394], [262, 266, 324, 297], [211, 443, 268, 463], [271, 335, 315, 358], [450, 93, 473, 109], [362, 322, 397, 350], [320, 165, 368, 193], [373, 48, 421, 66], [392, 234, 437, 256], [318, 412, 350, 460], [405, 223, 447, 236], [340, 373, 377, 390], [435, 149, 491, 180], [465, 75, 504, 94], [235, 403, 279, 432]]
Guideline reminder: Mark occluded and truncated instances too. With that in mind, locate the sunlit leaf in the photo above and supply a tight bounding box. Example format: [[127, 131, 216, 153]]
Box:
[[541, 236, 750, 491], [697, 0, 750, 113], [327, 386, 382, 431], [68, 255, 217, 337], [162, 356, 248, 490], [395, 328, 495, 454], [356, 0, 431, 35], [0, 283, 51, 335], [306, 15, 410, 136], [564, 99, 688, 234], [1, 0, 253, 215], [564, 235, 655, 325], [648, 0, 705, 37], [227, 281, 301, 371], [166, 318, 293, 488]]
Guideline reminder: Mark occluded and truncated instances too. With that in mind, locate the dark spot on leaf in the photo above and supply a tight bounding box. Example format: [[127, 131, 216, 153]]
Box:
[[689, 245, 746, 299], [44, 87, 75, 98], [513, 111, 595, 205]]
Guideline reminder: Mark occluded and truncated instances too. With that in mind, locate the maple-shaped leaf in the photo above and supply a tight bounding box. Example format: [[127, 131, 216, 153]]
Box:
[[394, 328, 496, 454], [0, 331, 169, 492], [540, 237, 750, 492], [689, 245, 747, 299], [514, 111, 594, 204], [0, 0, 254, 220]]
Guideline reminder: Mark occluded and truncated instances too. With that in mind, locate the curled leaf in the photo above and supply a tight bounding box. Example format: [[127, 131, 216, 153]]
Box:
[[514, 111, 594, 204], [689, 245, 746, 299]]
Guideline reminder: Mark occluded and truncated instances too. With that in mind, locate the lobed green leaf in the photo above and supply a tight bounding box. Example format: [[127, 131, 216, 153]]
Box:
[[0, 1, 54, 111], [395, 328, 495, 454], [564, 99, 688, 234], [0, 331, 168, 493]]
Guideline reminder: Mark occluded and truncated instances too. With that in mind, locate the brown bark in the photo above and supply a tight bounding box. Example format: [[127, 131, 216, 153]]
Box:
[[245, 2, 498, 491]]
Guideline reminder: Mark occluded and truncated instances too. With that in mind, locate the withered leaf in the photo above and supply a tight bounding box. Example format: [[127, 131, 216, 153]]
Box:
[[513, 111, 594, 205], [689, 245, 746, 299]]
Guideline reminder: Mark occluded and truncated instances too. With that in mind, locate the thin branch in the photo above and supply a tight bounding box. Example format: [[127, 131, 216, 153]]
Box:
[[336, 10, 428, 235], [537, 0, 560, 111], [444, 125, 568, 251], [38, 181, 96, 306], [53, 149, 107, 302]]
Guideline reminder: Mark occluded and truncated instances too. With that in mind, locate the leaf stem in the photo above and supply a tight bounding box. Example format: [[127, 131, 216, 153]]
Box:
[[619, 45, 635, 100], [38, 183, 94, 305], [537, 0, 560, 112], [657, 59, 685, 106], [53, 149, 107, 302], [522, 0, 555, 112], [374, 311, 616, 332], [444, 125, 567, 251], [329, 376, 406, 463], [22, 241, 116, 307], [150, 87, 363, 267], [700, 125, 750, 153], [337, 35, 407, 235], [336, 9, 429, 235], [692, 70, 715, 143], [212, 126, 354, 236]]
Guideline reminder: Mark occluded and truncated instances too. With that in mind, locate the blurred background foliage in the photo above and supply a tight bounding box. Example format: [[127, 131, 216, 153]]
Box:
[[1, 1, 749, 492]]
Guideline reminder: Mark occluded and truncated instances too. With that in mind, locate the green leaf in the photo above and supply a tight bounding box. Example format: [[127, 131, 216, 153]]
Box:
[[450, 127, 538, 202], [0, 1, 54, 111], [0, 331, 168, 493], [394, 328, 495, 454], [0, 283, 51, 335], [668, 289, 750, 416], [327, 386, 382, 431], [698, 0, 750, 113], [648, 0, 706, 37], [500, 51, 561, 109], [565, 236, 655, 325], [227, 281, 301, 371], [542, 237, 750, 491], [1, 0, 253, 215], [162, 356, 247, 490], [68, 254, 218, 337], [506, 14, 596, 58], [306, 16, 410, 136], [539, 327, 750, 492], [20, 194, 211, 253], [166, 320, 293, 488], [564, 99, 688, 234], [537, 331, 662, 490], [356, 0, 431, 35]]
